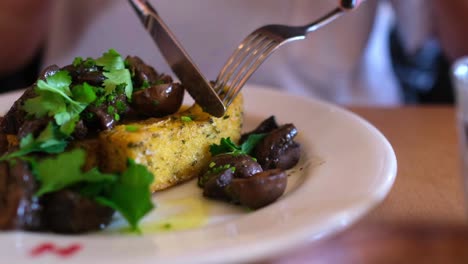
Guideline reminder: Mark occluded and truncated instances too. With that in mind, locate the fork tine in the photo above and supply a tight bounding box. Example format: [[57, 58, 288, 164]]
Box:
[[215, 33, 265, 94], [223, 41, 278, 106], [222, 39, 276, 100]]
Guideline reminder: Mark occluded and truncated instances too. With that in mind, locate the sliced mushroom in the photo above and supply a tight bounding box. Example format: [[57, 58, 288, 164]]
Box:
[[39, 65, 61, 81], [0, 133, 7, 154], [86, 106, 116, 131], [202, 168, 234, 200], [125, 56, 161, 88], [61, 64, 101, 84], [131, 83, 184, 117], [228, 169, 287, 209], [1, 86, 37, 134], [76, 71, 106, 86], [240, 116, 279, 144], [42, 189, 114, 233], [206, 153, 263, 179], [0, 160, 44, 231], [17, 117, 52, 139], [254, 124, 301, 170]]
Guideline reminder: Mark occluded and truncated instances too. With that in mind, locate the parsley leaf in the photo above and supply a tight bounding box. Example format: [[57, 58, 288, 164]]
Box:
[[209, 134, 266, 156], [33, 149, 116, 197], [209, 137, 241, 156], [72, 82, 98, 104], [23, 70, 88, 135], [103, 69, 133, 99], [240, 133, 266, 154], [96, 49, 125, 71], [96, 49, 134, 99], [95, 159, 154, 231], [37, 70, 73, 96], [73, 57, 83, 67], [0, 123, 68, 161]]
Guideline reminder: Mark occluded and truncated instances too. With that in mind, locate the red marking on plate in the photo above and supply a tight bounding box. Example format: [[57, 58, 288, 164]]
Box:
[[30, 242, 82, 258]]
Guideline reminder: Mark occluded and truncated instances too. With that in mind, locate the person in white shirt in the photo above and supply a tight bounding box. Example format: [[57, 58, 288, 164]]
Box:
[[0, 0, 466, 105]]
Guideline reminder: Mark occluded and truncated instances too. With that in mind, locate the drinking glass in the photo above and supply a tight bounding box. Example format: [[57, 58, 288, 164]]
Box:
[[453, 56, 468, 212]]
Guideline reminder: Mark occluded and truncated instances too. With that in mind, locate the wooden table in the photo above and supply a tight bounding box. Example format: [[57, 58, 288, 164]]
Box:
[[264, 106, 468, 263]]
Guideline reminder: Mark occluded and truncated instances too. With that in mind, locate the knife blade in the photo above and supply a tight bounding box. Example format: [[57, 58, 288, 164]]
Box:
[[129, 0, 226, 117]]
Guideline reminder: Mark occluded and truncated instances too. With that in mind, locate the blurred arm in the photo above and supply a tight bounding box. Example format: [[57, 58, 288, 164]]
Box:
[[431, 0, 468, 61], [0, 0, 52, 76]]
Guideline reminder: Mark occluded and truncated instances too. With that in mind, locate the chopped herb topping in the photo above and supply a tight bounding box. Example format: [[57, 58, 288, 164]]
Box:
[[155, 79, 166, 85], [141, 80, 151, 90], [125, 125, 140, 132], [72, 57, 83, 67], [181, 116, 193, 122], [83, 57, 97, 68], [72, 82, 98, 104], [107, 105, 116, 115], [198, 163, 235, 187]]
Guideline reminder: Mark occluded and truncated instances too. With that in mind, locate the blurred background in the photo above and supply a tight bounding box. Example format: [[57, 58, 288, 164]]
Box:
[[0, 0, 465, 106]]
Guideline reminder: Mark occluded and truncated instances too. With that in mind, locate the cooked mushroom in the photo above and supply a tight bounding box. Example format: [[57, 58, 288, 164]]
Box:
[[86, 106, 116, 131], [0, 133, 7, 154], [205, 153, 263, 179], [17, 117, 52, 139], [131, 83, 184, 117], [42, 190, 114, 234], [76, 71, 106, 86], [202, 168, 234, 200], [0, 160, 43, 231], [39, 65, 61, 81], [254, 124, 301, 170], [125, 56, 161, 88], [228, 169, 287, 209], [240, 115, 279, 144], [62, 64, 103, 86]]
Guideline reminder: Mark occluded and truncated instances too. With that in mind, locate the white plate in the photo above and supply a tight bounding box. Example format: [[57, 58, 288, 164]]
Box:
[[0, 85, 397, 264]]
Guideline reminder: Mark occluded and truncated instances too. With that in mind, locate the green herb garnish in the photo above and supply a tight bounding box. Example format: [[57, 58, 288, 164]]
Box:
[[72, 82, 98, 104], [22, 70, 88, 135], [32, 149, 116, 196], [31, 149, 154, 231], [141, 80, 151, 90], [209, 134, 266, 156], [72, 57, 83, 67], [4, 49, 156, 231], [95, 159, 154, 231], [126, 125, 140, 132], [96, 49, 133, 99], [0, 123, 68, 161], [181, 116, 193, 122]]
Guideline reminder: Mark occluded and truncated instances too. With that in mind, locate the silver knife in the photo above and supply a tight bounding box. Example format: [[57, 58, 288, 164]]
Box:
[[128, 0, 226, 117]]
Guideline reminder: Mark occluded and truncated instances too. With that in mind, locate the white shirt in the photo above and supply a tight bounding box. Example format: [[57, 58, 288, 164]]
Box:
[[44, 0, 401, 105]]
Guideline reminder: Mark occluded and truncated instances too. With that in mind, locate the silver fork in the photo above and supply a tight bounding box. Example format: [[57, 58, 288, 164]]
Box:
[[214, 0, 358, 107]]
